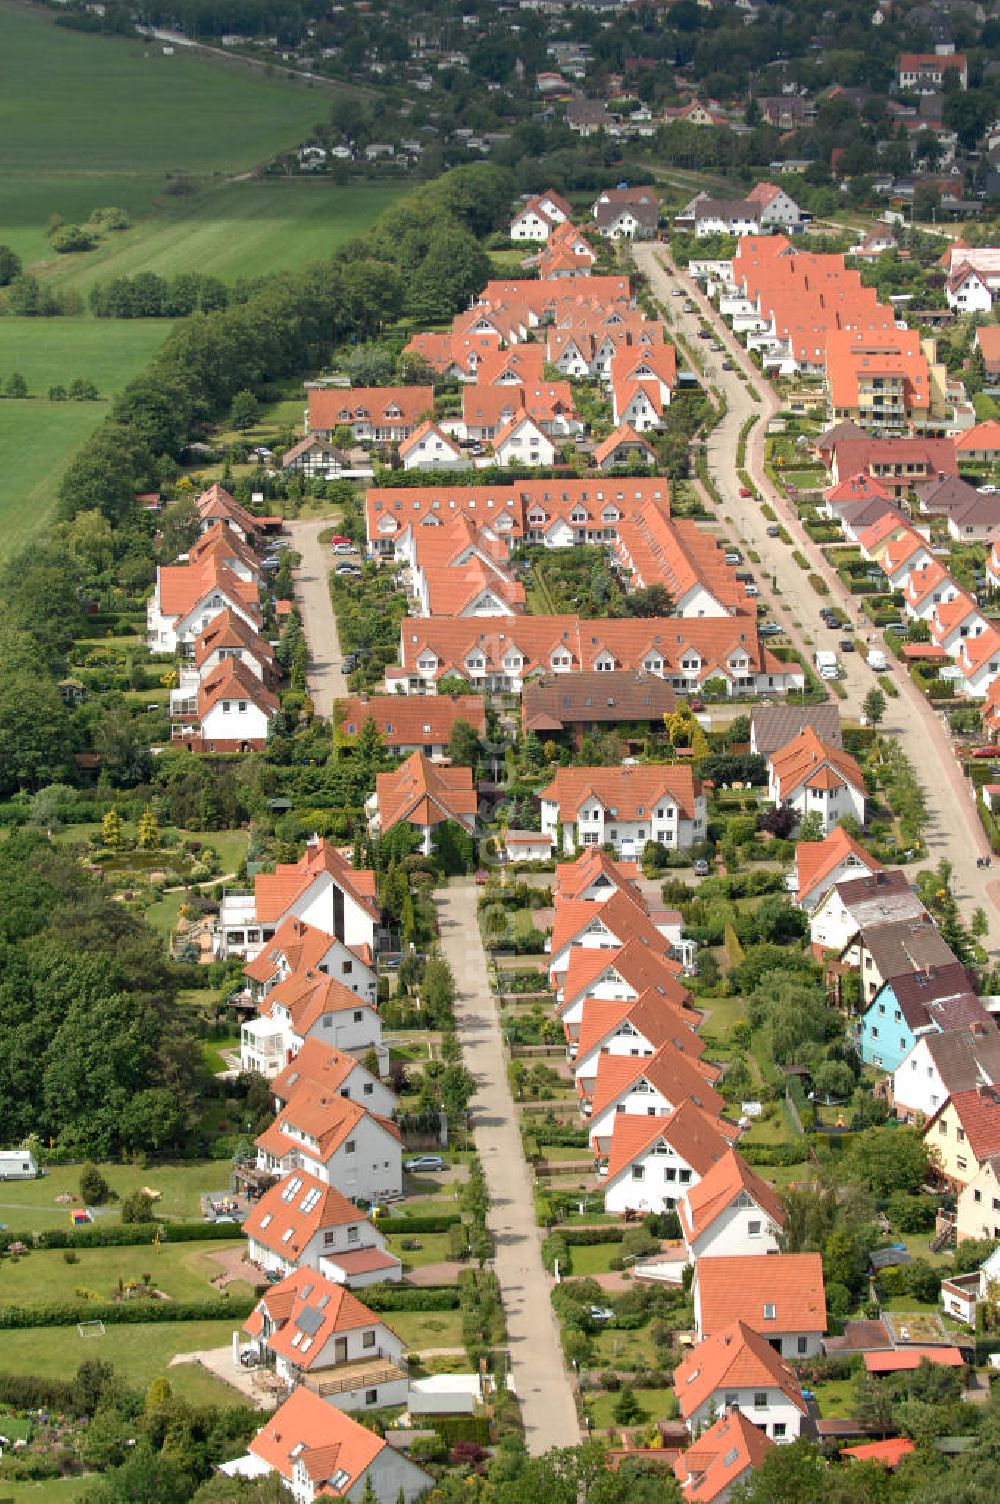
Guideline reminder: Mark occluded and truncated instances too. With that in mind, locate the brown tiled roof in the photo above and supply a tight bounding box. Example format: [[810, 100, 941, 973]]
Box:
[[926, 1085, 1000, 1162], [769, 728, 864, 802], [337, 694, 485, 749], [522, 670, 675, 733], [751, 704, 841, 757]]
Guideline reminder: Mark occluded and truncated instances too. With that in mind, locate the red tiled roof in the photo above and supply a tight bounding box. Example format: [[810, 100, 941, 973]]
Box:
[[270, 1038, 367, 1105], [308, 386, 432, 432], [679, 1149, 784, 1245], [925, 1085, 1000, 1162], [197, 656, 279, 720], [604, 1099, 736, 1183], [672, 1409, 773, 1502], [374, 750, 476, 834], [243, 918, 342, 986], [541, 764, 701, 822], [673, 1321, 806, 1421], [770, 727, 865, 801], [864, 1347, 964, 1373], [249, 1384, 385, 1488], [795, 827, 882, 904], [260, 968, 379, 1038], [336, 694, 485, 749], [244, 1171, 369, 1259], [695, 1253, 826, 1337], [591, 1041, 723, 1123], [254, 839, 379, 926], [842, 1438, 916, 1467], [247, 1268, 394, 1372]]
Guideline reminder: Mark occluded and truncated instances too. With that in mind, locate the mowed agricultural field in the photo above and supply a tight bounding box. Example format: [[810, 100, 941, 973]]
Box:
[[0, 5, 402, 557], [41, 180, 406, 292]]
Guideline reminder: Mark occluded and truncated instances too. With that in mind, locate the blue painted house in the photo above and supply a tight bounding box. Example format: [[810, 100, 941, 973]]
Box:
[[859, 961, 980, 1072]]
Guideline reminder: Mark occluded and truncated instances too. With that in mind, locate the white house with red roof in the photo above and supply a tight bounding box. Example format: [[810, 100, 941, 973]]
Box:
[[399, 420, 466, 472], [243, 1170, 401, 1284], [171, 657, 279, 753], [243, 916, 377, 1008], [541, 764, 707, 858], [946, 263, 993, 314], [254, 1083, 402, 1204], [602, 1100, 736, 1215], [573, 989, 705, 1103], [593, 426, 658, 471], [588, 1044, 725, 1151], [767, 727, 866, 836], [954, 625, 1000, 699], [146, 552, 262, 654], [556, 939, 691, 1039], [307, 386, 432, 445], [672, 1408, 774, 1504], [244, 1269, 408, 1409], [271, 1039, 396, 1118], [693, 1252, 827, 1358], [678, 1148, 784, 1263], [747, 180, 807, 228], [612, 377, 665, 433], [791, 827, 884, 913], [673, 1320, 807, 1440], [223, 1385, 431, 1502], [216, 836, 379, 963], [547, 886, 674, 983], [509, 189, 573, 241], [196, 482, 260, 541], [242, 968, 382, 1079], [492, 413, 557, 467]]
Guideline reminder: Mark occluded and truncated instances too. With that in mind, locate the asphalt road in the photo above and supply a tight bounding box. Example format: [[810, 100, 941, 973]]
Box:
[[286, 518, 349, 719], [634, 241, 1000, 951], [434, 879, 581, 1456]]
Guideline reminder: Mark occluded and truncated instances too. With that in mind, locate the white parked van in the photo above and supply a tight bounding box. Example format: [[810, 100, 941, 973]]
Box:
[[867, 650, 887, 671], [0, 1150, 38, 1180]]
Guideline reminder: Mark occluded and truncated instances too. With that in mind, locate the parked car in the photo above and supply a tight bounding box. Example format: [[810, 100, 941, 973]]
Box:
[[694, 858, 711, 877], [589, 1306, 615, 1323], [330, 535, 352, 546], [766, 524, 781, 538], [724, 550, 743, 565], [404, 1155, 445, 1173], [760, 623, 783, 636], [341, 653, 358, 673], [744, 583, 759, 597], [333, 542, 354, 555], [475, 869, 489, 885], [335, 563, 361, 576], [722, 359, 734, 371], [739, 486, 751, 498], [840, 638, 856, 652]]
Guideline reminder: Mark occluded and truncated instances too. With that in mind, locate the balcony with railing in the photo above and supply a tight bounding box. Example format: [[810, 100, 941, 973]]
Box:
[[298, 1350, 408, 1398]]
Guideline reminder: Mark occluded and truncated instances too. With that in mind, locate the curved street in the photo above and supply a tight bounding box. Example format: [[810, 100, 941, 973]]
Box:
[[634, 241, 1000, 952]]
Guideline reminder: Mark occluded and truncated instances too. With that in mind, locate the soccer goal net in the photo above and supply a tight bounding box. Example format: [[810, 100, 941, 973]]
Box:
[[76, 1320, 106, 1339]]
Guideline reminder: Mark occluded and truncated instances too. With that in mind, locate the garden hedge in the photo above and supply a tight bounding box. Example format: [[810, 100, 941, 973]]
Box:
[[0, 1296, 255, 1328], [360, 1285, 461, 1312], [374, 1215, 461, 1235], [27, 1220, 242, 1252]]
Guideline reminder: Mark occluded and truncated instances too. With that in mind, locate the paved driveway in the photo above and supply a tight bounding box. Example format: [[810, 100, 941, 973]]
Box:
[[635, 243, 1000, 952], [434, 879, 580, 1455], [286, 518, 348, 719]]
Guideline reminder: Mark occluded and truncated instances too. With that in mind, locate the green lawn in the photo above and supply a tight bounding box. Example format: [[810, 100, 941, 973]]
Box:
[[0, 1161, 227, 1235], [0, 1478, 101, 1504], [0, 1319, 247, 1396], [0, 1239, 249, 1307], [586, 1386, 677, 1429], [379, 1310, 464, 1352], [568, 1243, 622, 1276], [384, 1232, 456, 1271], [591, 1326, 665, 1370], [812, 1376, 857, 1419], [145, 889, 186, 942]]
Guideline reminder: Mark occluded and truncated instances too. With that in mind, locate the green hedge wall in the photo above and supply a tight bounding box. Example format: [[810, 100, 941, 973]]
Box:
[[0, 1296, 255, 1328]]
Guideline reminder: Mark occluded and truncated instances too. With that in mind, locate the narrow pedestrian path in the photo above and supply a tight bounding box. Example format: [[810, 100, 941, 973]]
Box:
[[434, 879, 580, 1455], [286, 518, 347, 719]]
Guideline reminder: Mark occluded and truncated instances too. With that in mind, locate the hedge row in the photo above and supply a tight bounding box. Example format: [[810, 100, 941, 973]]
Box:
[[427, 1414, 491, 1447], [562, 1227, 626, 1246], [374, 1215, 462, 1235], [0, 1296, 255, 1329], [26, 1220, 241, 1252], [740, 1143, 809, 1167], [359, 1285, 461, 1312]]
